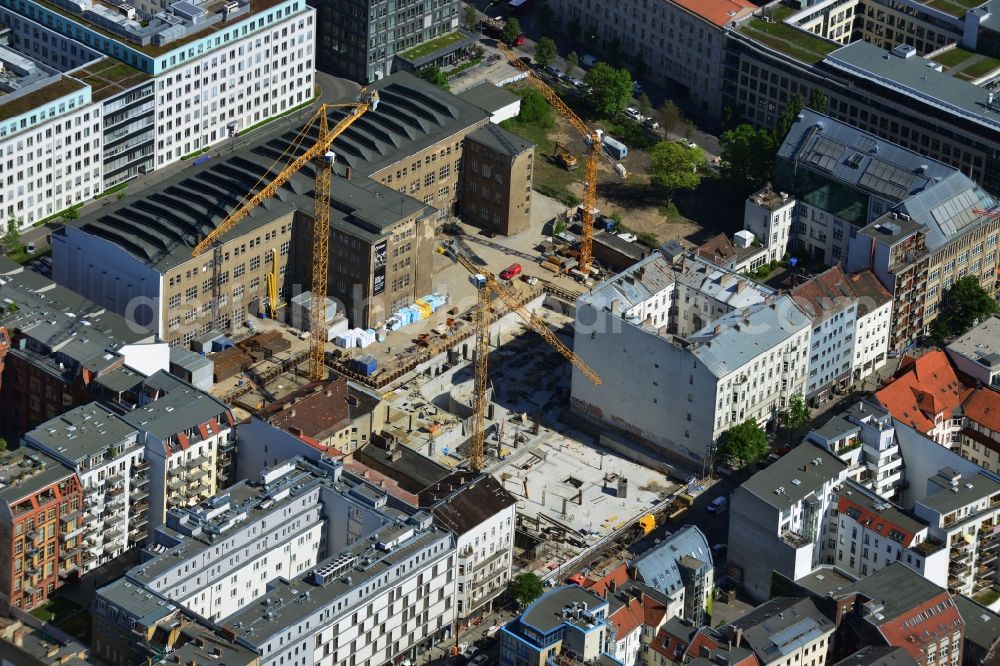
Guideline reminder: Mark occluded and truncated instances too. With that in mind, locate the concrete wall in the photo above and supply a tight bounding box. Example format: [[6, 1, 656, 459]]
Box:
[[894, 421, 983, 508], [236, 417, 327, 481], [118, 342, 170, 376]]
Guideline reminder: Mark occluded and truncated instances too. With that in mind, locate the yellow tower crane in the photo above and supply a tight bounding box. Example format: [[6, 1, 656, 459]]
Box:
[[192, 91, 380, 381], [495, 41, 620, 275], [454, 253, 601, 472]]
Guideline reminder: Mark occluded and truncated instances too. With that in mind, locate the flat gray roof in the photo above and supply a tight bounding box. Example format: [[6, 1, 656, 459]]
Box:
[[466, 123, 533, 157], [739, 443, 847, 510], [954, 595, 1000, 652], [947, 315, 1000, 371], [120, 371, 230, 441], [0, 449, 75, 504], [794, 565, 858, 597], [823, 42, 1000, 134], [26, 403, 138, 465], [833, 562, 948, 621], [457, 81, 521, 114], [98, 578, 179, 624], [520, 586, 607, 635], [918, 470, 1000, 515]]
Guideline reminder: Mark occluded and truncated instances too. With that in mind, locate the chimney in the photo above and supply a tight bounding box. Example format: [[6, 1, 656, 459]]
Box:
[[735, 627, 743, 648], [289, 409, 296, 418], [345, 166, 353, 180], [13, 630, 23, 647], [714, 324, 722, 335], [325, 389, 334, 397], [390, 448, 402, 462], [736, 280, 747, 293]]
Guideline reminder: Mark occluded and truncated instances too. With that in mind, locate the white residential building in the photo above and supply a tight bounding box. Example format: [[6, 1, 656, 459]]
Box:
[[946, 315, 1000, 389], [572, 251, 811, 468], [93, 457, 456, 666], [728, 444, 849, 602], [847, 271, 893, 383], [420, 474, 516, 622], [792, 266, 860, 402], [632, 525, 713, 625], [807, 401, 905, 501], [23, 404, 149, 573], [744, 186, 795, 263]]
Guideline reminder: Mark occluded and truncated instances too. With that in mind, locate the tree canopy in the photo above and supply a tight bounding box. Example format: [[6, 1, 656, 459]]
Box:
[[501, 17, 522, 44], [720, 420, 769, 468], [786, 394, 810, 433], [535, 36, 557, 67], [719, 124, 777, 194], [657, 101, 686, 134], [515, 89, 554, 127], [415, 66, 449, 91], [565, 51, 579, 76], [2, 218, 21, 253], [584, 62, 632, 116], [508, 572, 544, 607], [462, 3, 477, 28], [932, 276, 999, 342], [649, 141, 705, 201]]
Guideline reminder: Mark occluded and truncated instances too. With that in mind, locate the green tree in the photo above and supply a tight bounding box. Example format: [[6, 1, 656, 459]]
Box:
[[786, 394, 810, 433], [508, 572, 545, 607], [657, 100, 686, 134], [933, 276, 999, 342], [719, 124, 777, 194], [2, 217, 21, 253], [720, 419, 769, 469], [565, 51, 579, 76], [63, 206, 80, 221], [535, 36, 557, 68], [415, 66, 450, 91], [515, 89, 554, 127], [649, 141, 705, 201], [773, 93, 804, 143], [637, 93, 653, 119], [501, 17, 522, 45], [807, 89, 829, 113], [583, 62, 632, 116], [0, 438, 7, 453], [462, 2, 477, 28]]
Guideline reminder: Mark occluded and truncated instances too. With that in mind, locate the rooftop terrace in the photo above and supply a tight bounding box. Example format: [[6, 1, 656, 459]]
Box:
[[0, 76, 84, 122], [70, 58, 151, 101], [737, 7, 839, 65]]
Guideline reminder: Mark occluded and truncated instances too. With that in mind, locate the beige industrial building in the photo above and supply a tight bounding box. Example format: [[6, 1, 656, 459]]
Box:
[[52, 74, 534, 340]]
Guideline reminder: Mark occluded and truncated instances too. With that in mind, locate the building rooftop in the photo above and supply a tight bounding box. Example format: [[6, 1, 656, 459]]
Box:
[[688, 296, 812, 379], [419, 473, 516, 535], [519, 585, 608, 636], [947, 315, 1000, 374], [822, 41, 1000, 133], [778, 108, 959, 205], [68, 57, 150, 102], [793, 565, 858, 598], [918, 469, 1000, 515], [162, 624, 260, 666], [963, 387, 1000, 434], [633, 525, 711, 597], [0, 449, 75, 504], [831, 646, 919, 666], [672, 0, 755, 28], [791, 266, 858, 323], [838, 480, 927, 547], [0, 615, 95, 666], [255, 378, 353, 439], [739, 442, 847, 510], [592, 230, 648, 262], [457, 81, 521, 115], [98, 578, 180, 626], [736, 8, 839, 65], [748, 186, 795, 212], [0, 74, 84, 123], [466, 123, 533, 157], [26, 403, 138, 466], [954, 595, 1000, 656], [730, 596, 834, 663], [847, 270, 893, 316], [66, 72, 478, 272], [874, 350, 972, 434], [120, 370, 232, 444], [355, 434, 452, 493]]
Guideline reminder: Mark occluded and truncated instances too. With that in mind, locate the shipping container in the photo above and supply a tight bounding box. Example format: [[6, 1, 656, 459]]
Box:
[[602, 135, 628, 160]]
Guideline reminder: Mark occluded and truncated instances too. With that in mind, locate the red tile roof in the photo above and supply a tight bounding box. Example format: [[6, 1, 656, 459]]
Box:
[[876, 592, 963, 663], [609, 598, 645, 639], [848, 270, 892, 316], [963, 388, 1000, 434], [671, 0, 755, 27], [583, 563, 630, 598], [791, 265, 857, 323], [875, 350, 972, 433], [838, 496, 916, 546], [695, 233, 738, 265]]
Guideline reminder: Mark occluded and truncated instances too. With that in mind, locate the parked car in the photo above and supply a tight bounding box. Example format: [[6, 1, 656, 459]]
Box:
[[631, 81, 643, 95], [623, 107, 642, 121], [26, 242, 36, 254], [513, 34, 526, 46], [499, 263, 522, 280], [544, 65, 565, 79], [707, 496, 728, 513], [469, 656, 490, 666], [580, 54, 598, 67], [643, 117, 660, 130], [569, 77, 585, 88], [521, 274, 539, 285]]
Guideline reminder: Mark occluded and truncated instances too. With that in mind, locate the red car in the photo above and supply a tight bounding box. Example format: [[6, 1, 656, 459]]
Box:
[[499, 263, 522, 280], [514, 35, 526, 46]]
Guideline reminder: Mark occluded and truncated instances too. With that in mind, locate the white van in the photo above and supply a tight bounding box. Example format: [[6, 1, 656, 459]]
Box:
[[707, 496, 728, 513], [580, 54, 598, 68]]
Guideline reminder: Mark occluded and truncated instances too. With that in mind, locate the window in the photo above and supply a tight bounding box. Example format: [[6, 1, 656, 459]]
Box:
[[169, 294, 181, 308], [234, 263, 245, 278], [250, 255, 261, 270]]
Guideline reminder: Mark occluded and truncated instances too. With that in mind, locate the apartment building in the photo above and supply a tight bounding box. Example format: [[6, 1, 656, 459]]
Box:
[[729, 597, 835, 666], [550, 0, 755, 117], [833, 480, 948, 586], [120, 370, 234, 529], [94, 456, 457, 666], [572, 250, 811, 468], [54, 73, 531, 337], [313, 0, 464, 83], [632, 526, 714, 626], [728, 444, 849, 602], [848, 270, 893, 383], [500, 585, 611, 666], [807, 401, 906, 500], [830, 563, 965, 665], [0, 449, 81, 611], [744, 186, 795, 264], [946, 315, 1000, 389], [792, 267, 861, 401], [0, 256, 168, 436], [954, 596, 1000, 666], [460, 124, 534, 236], [875, 351, 1000, 468], [23, 403, 148, 572], [694, 232, 770, 275], [647, 618, 758, 666], [723, 32, 1000, 195], [419, 474, 516, 622]]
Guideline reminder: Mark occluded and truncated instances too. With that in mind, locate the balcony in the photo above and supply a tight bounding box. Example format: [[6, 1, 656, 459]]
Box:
[[134, 460, 149, 472], [130, 487, 149, 502], [167, 477, 185, 491], [132, 473, 149, 488], [58, 564, 78, 579]]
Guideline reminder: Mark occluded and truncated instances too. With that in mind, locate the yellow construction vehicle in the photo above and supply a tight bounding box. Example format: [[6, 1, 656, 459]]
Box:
[[554, 142, 578, 170], [192, 91, 379, 381], [454, 252, 600, 472], [495, 41, 622, 274]]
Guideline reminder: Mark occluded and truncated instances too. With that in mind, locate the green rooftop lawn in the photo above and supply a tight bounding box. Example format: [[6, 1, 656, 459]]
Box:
[[72, 58, 152, 101], [0, 78, 86, 122], [739, 19, 839, 65], [768, 4, 799, 21], [924, 0, 984, 17], [399, 32, 468, 61], [962, 55, 1000, 79], [931, 47, 976, 69]]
